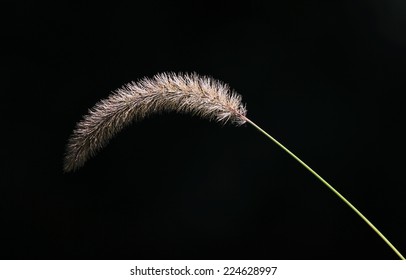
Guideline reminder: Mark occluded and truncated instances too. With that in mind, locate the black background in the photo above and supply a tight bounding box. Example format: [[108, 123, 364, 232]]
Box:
[[2, 0, 406, 259]]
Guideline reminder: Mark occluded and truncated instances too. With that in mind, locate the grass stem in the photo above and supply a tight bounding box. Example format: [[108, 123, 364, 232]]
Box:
[[244, 117, 405, 260]]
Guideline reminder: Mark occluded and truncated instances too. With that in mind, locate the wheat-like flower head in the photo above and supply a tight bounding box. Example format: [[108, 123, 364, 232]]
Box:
[[64, 72, 247, 172]]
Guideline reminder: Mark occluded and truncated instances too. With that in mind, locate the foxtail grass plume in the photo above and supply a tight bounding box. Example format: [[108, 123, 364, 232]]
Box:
[[64, 72, 247, 172], [64, 72, 404, 259]]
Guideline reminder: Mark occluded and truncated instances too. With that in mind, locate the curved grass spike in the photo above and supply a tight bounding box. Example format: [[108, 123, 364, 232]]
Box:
[[64, 72, 404, 259]]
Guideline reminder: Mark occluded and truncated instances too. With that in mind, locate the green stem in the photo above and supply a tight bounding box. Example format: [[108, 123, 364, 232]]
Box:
[[244, 116, 405, 260]]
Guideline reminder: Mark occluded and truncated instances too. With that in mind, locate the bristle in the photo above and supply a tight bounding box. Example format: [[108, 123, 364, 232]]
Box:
[[64, 72, 247, 172]]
